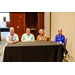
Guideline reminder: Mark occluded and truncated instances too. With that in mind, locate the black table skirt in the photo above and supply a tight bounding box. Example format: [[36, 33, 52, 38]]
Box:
[[3, 41, 63, 62]]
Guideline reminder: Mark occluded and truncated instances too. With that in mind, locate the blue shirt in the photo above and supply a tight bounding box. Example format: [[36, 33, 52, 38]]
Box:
[[55, 34, 65, 44]]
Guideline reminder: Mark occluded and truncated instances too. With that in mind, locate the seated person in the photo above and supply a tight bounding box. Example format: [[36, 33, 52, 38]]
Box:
[[6, 27, 19, 44], [55, 29, 65, 45], [55, 29, 72, 57], [37, 29, 47, 41], [21, 28, 35, 42]]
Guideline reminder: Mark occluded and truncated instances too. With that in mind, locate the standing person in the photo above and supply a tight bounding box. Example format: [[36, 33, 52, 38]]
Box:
[[21, 28, 35, 42]]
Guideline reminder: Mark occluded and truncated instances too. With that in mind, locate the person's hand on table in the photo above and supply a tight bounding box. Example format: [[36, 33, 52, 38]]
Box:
[[62, 44, 64, 45], [10, 41, 15, 44], [57, 43, 64, 45], [32, 40, 35, 42], [10, 41, 16, 44], [57, 43, 60, 44]]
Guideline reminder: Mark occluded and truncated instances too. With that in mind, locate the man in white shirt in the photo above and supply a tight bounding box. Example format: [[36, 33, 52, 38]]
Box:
[[2, 27, 19, 61], [6, 27, 19, 44]]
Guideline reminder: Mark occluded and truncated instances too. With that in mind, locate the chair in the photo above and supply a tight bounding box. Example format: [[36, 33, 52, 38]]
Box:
[[64, 38, 67, 48], [47, 37, 50, 41], [63, 38, 75, 62]]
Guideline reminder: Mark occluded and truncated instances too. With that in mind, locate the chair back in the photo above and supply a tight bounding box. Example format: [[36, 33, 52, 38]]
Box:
[[64, 38, 67, 48]]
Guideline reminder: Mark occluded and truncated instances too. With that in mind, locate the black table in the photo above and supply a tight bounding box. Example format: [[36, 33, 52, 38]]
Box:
[[3, 41, 63, 62]]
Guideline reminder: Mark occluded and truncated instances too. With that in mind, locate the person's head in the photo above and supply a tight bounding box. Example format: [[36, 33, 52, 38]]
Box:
[[58, 29, 62, 35], [39, 29, 44, 36], [26, 28, 30, 35], [10, 27, 14, 35], [3, 17, 6, 22]]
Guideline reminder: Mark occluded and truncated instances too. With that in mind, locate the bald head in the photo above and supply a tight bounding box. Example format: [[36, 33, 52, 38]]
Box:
[[58, 29, 62, 35], [10, 27, 14, 35]]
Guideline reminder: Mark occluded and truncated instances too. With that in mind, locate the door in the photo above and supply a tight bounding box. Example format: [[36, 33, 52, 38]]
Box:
[[10, 12, 26, 41], [25, 12, 37, 39]]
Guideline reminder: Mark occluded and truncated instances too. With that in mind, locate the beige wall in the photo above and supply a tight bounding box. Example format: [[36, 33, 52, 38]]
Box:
[[51, 12, 75, 58], [44, 12, 50, 39]]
